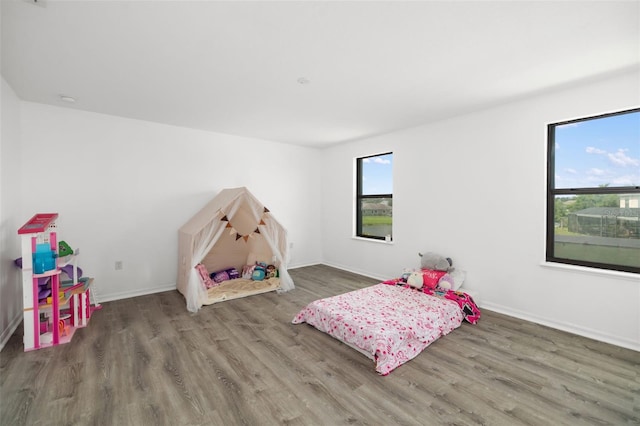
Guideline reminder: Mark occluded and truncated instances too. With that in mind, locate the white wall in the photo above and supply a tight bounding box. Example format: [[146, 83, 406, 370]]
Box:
[[321, 69, 640, 351], [13, 103, 322, 302], [0, 77, 23, 350]]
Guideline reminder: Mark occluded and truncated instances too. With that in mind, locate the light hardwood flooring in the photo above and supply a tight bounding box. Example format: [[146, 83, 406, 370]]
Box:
[[1, 264, 638, 425]]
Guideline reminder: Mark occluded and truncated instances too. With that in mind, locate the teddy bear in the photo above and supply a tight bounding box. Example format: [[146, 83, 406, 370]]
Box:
[[418, 251, 453, 272]]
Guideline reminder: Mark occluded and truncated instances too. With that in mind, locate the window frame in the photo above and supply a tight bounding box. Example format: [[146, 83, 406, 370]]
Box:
[[356, 152, 393, 241], [546, 108, 640, 274]]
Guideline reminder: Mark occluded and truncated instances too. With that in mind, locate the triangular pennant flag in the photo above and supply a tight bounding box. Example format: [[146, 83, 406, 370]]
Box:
[[220, 215, 229, 222], [235, 234, 243, 241], [229, 227, 236, 235], [254, 228, 261, 234], [263, 207, 270, 213], [225, 222, 232, 228], [243, 235, 249, 242], [259, 219, 266, 225]]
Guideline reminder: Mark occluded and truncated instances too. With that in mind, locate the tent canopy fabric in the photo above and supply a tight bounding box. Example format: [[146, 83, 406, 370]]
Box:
[[177, 187, 294, 312]]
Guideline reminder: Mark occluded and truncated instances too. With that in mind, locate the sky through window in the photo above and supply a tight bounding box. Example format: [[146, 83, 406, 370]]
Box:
[[554, 110, 639, 189], [362, 153, 393, 194]]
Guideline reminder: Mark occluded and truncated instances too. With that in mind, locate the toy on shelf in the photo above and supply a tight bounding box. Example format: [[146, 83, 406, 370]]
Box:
[[33, 243, 56, 274], [58, 240, 73, 257], [16, 213, 99, 351]]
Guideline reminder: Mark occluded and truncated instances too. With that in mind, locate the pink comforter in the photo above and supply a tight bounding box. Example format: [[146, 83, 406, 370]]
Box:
[[292, 284, 464, 375]]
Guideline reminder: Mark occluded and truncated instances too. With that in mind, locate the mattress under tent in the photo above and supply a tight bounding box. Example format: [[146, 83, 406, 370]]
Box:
[[177, 187, 294, 312]]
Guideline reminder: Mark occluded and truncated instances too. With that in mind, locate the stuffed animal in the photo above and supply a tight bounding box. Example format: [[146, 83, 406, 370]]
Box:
[[437, 274, 455, 290], [242, 264, 256, 279], [252, 262, 267, 281], [406, 271, 423, 289], [252, 267, 265, 281], [418, 252, 453, 272], [400, 268, 413, 283], [265, 264, 277, 278]]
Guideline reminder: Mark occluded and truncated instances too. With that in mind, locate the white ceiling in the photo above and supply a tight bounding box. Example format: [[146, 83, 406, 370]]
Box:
[[2, 0, 639, 147]]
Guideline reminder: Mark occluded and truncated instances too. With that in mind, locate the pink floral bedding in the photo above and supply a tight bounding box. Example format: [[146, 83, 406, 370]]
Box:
[[292, 283, 464, 375]]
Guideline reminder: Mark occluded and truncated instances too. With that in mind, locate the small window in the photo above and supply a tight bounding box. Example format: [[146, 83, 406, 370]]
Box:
[[356, 152, 393, 241], [547, 108, 640, 273]]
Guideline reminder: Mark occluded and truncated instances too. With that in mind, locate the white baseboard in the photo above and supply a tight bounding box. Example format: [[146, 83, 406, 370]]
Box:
[[319, 260, 389, 282], [288, 261, 323, 270], [95, 283, 177, 304], [0, 312, 24, 353], [482, 301, 640, 353]]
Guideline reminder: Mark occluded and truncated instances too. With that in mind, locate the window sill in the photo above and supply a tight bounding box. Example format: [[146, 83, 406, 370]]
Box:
[[352, 236, 393, 245], [539, 261, 638, 281]]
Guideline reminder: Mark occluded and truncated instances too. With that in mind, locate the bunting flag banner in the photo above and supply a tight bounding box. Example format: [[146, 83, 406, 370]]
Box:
[[220, 207, 271, 242]]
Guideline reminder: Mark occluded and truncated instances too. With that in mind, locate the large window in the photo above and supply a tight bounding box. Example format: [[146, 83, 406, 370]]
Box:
[[356, 152, 393, 241], [547, 108, 640, 274]]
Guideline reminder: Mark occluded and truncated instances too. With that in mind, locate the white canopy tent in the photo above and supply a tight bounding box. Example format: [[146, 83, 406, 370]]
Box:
[[177, 187, 294, 312]]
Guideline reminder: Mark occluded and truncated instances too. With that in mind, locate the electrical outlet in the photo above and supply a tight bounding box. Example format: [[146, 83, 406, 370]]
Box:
[[115, 261, 123, 270]]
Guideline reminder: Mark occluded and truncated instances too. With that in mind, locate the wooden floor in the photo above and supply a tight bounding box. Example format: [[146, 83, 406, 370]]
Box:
[[1, 264, 638, 425]]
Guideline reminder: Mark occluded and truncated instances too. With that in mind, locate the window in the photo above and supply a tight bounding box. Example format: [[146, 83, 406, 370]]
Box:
[[547, 108, 640, 274], [356, 152, 393, 241]]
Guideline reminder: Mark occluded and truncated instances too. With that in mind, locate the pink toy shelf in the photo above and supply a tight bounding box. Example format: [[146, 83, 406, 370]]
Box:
[[17, 213, 95, 351]]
